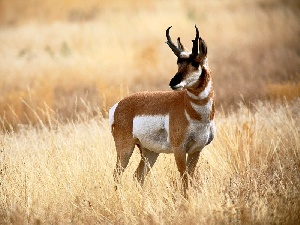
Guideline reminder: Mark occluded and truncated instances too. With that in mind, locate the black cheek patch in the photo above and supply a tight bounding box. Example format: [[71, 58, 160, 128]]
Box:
[[191, 61, 200, 68], [169, 72, 183, 88]]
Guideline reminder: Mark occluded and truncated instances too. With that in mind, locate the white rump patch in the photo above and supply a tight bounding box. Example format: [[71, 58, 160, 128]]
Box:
[[109, 102, 119, 127], [133, 115, 171, 153]]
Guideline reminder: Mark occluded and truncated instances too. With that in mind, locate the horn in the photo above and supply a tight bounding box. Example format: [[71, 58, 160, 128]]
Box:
[[166, 26, 181, 57], [192, 25, 199, 56], [177, 37, 184, 51]]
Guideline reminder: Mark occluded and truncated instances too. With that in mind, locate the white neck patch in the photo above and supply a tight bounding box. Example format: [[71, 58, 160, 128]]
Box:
[[187, 79, 211, 100]]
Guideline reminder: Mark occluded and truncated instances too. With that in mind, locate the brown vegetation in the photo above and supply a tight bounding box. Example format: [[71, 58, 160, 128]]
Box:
[[0, 0, 299, 224], [0, 0, 299, 129]]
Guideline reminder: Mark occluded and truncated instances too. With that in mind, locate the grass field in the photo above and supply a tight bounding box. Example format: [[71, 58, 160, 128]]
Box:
[[1, 101, 299, 224], [0, 0, 300, 224]]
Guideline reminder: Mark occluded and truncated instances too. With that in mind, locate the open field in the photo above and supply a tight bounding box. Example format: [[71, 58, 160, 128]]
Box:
[[1, 101, 299, 224], [0, 0, 300, 224]]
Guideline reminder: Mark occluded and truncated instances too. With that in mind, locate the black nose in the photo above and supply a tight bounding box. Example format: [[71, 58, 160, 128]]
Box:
[[169, 72, 182, 89]]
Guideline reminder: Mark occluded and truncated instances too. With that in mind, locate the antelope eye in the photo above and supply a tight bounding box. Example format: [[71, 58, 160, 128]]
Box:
[[191, 61, 200, 68]]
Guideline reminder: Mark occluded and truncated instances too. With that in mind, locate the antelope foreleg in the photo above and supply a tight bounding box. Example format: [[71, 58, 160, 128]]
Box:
[[187, 151, 200, 179], [173, 147, 188, 198]]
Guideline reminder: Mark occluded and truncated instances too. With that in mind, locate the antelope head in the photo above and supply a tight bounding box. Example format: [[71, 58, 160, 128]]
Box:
[[166, 25, 208, 90]]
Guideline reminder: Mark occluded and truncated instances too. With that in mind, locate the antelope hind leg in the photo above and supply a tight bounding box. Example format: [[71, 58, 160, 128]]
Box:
[[113, 140, 135, 189], [134, 145, 159, 185]]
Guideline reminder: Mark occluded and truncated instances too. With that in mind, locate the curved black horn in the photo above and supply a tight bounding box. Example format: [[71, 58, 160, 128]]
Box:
[[192, 25, 199, 56], [177, 37, 184, 51], [166, 26, 181, 57]]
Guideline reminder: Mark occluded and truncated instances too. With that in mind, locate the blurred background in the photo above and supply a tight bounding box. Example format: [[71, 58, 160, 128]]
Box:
[[0, 0, 299, 130]]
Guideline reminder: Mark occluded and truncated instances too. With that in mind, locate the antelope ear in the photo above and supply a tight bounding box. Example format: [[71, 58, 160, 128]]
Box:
[[199, 38, 207, 56], [194, 38, 207, 63]]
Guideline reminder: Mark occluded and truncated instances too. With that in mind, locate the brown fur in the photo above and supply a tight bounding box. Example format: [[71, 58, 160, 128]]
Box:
[[113, 91, 189, 147]]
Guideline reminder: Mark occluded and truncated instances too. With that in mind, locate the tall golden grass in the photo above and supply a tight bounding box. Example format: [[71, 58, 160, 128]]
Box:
[[0, 0, 300, 224], [0, 101, 299, 224]]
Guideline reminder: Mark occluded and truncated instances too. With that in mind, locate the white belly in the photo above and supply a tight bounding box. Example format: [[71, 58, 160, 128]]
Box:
[[132, 115, 172, 153]]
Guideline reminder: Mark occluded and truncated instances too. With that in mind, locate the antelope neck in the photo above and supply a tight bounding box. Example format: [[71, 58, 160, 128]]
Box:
[[186, 67, 212, 104], [183, 67, 214, 122]]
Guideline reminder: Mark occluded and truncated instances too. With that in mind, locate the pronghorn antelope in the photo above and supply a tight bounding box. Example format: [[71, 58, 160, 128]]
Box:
[[109, 25, 215, 197]]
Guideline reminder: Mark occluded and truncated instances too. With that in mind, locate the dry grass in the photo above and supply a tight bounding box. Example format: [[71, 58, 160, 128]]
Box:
[[0, 0, 300, 224], [266, 81, 300, 101], [0, 100, 299, 224]]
